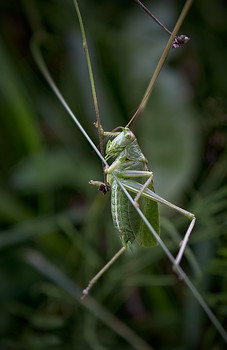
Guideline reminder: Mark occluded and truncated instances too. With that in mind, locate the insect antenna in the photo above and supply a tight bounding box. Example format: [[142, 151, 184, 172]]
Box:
[[126, 0, 192, 129]]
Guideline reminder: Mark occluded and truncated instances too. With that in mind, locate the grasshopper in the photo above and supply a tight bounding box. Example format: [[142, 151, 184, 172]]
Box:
[[90, 126, 160, 248], [85, 124, 195, 298]]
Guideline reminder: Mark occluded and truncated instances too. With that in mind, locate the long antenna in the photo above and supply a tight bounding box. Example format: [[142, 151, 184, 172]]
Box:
[[126, 0, 193, 128]]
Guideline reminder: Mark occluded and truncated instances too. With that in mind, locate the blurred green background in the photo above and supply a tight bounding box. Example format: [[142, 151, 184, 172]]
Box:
[[0, 0, 226, 349]]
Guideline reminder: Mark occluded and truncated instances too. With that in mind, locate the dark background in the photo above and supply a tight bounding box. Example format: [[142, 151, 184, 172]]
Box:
[[0, 0, 226, 349]]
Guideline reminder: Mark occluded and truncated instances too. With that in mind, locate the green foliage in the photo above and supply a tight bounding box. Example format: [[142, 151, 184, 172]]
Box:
[[0, 0, 226, 349]]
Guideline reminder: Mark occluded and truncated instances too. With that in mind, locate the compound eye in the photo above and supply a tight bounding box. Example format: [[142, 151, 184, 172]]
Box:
[[125, 132, 131, 139]]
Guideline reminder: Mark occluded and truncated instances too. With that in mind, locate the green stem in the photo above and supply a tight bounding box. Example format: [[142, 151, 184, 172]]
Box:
[[73, 1, 105, 171]]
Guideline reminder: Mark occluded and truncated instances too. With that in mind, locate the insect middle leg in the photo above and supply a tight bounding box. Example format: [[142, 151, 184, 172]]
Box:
[[114, 170, 154, 207]]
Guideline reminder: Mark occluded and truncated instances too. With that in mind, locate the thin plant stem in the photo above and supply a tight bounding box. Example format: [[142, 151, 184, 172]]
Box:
[[73, 0, 106, 179]]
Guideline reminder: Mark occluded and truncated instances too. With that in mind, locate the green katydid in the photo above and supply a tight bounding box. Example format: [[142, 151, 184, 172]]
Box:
[[32, 0, 227, 342], [84, 123, 195, 297]]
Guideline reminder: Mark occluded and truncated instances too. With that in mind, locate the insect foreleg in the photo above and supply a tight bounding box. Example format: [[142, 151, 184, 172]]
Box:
[[121, 180, 196, 267], [89, 180, 105, 187], [105, 158, 124, 173], [89, 180, 111, 195]]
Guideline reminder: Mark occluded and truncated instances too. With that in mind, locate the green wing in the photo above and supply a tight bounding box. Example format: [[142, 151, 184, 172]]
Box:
[[121, 180, 160, 248]]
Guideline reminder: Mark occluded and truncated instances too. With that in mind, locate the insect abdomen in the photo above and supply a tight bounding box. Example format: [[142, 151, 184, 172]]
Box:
[[111, 179, 160, 248], [111, 180, 135, 248]]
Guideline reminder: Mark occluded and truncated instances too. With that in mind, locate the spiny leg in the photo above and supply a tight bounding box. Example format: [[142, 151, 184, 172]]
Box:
[[133, 172, 153, 206], [122, 180, 196, 267], [174, 216, 195, 267], [120, 170, 154, 207]]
